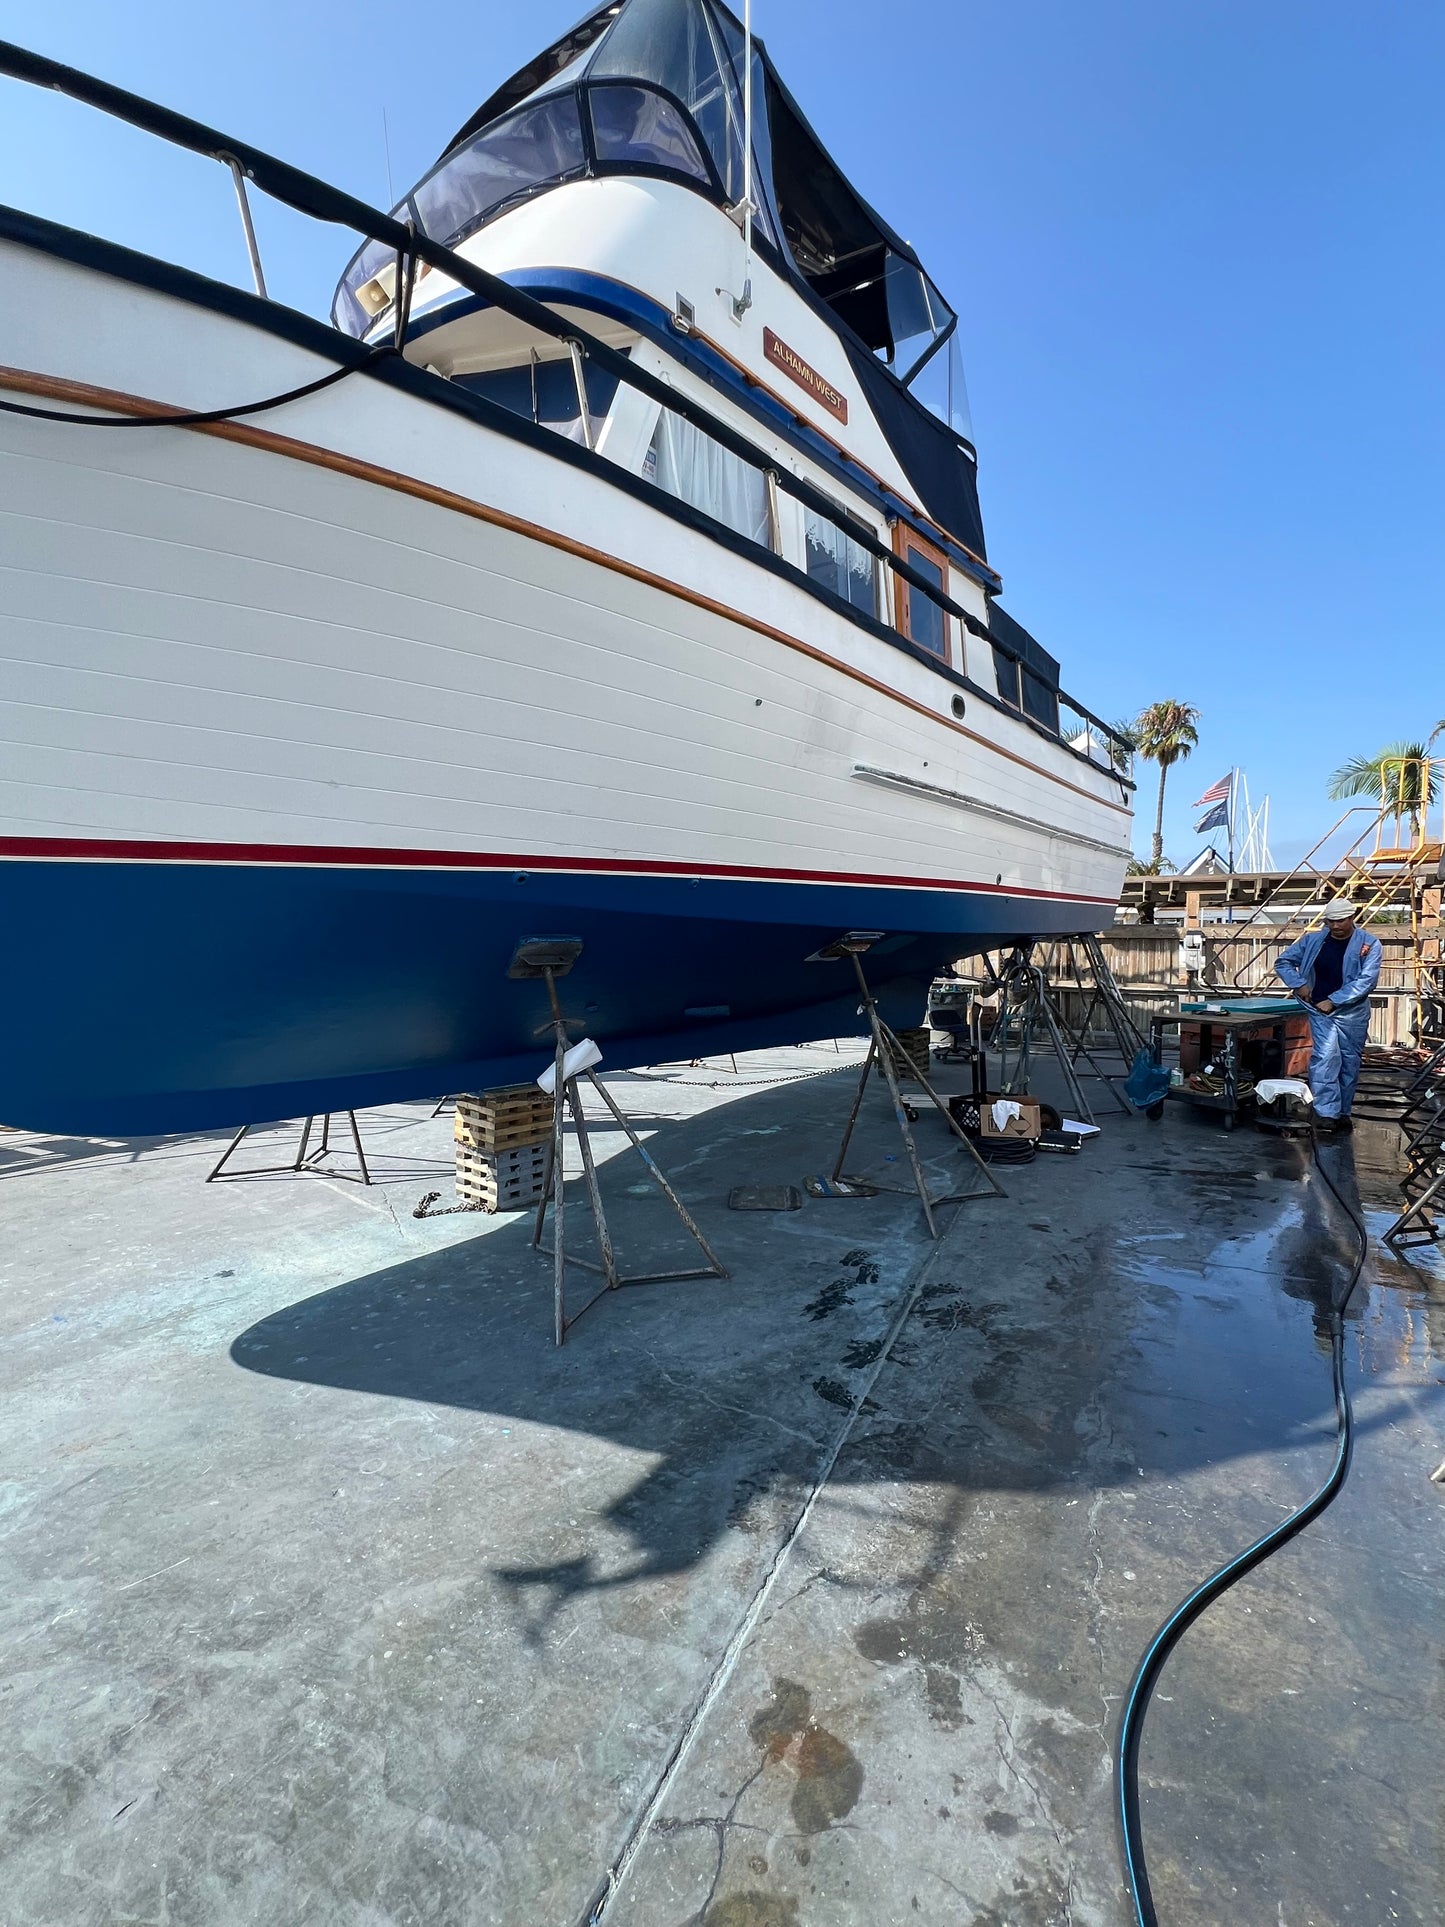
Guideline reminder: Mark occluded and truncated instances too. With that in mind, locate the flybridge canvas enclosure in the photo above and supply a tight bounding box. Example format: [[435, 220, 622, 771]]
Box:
[[845, 338, 986, 560], [332, 0, 985, 555]]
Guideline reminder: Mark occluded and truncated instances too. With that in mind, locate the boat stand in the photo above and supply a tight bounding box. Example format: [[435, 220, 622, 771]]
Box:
[[1061, 932, 1149, 1070], [508, 938, 728, 1345], [811, 932, 1005, 1238], [983, 942, 1132, 1124], [206, 1110, 372, 1184], [1385, 1060, 1445, 1249]]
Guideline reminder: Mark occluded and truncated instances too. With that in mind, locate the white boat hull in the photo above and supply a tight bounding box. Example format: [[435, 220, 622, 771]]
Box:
[[0, 235, 1129, 1132]]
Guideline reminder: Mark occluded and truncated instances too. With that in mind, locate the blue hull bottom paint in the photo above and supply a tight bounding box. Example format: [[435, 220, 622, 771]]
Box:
[[0, 861, 1110, 1136]]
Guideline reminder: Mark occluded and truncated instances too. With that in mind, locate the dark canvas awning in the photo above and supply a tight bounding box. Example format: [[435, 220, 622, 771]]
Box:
[[335, 0, 984, 552]]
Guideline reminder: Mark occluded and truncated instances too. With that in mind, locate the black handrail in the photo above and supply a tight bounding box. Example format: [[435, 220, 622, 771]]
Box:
[[0, 37, 1134, 783]]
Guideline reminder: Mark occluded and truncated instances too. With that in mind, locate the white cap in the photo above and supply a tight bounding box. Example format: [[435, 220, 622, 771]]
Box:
[[1321, 897, 1357, 922]]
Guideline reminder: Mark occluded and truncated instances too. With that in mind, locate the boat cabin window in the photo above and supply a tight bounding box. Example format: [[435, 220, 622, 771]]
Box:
[[895, 528, 949, 661], [591, 0, 757, 219], [644, 410, 772, 549], [410, 95, 586, 250], [804, 506, 877, 617], [588, 83, 712, 185], [453, 353, 622, 446], [898, 324, 972, 445], [443, 4, 620, 150], [333, 94, 586, 333]]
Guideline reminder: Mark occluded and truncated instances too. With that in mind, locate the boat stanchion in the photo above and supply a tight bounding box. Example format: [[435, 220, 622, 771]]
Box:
[[507, 937, 728, 1345]]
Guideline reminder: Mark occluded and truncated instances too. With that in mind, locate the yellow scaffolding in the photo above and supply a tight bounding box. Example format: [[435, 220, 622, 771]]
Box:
[[1223, 757, 1443, 996]]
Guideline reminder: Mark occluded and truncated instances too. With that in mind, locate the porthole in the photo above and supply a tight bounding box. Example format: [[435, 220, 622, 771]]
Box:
[[951, 695, 967, 719]]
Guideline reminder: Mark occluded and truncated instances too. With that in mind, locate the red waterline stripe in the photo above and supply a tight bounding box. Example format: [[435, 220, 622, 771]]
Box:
[[0, 836, 1115, 906]]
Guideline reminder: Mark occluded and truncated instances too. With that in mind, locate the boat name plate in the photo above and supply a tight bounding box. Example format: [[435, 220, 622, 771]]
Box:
[[763, 327, 848, 424]]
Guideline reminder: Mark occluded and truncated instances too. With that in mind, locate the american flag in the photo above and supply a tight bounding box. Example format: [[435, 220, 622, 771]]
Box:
[[1192, 772, 1233, 808]]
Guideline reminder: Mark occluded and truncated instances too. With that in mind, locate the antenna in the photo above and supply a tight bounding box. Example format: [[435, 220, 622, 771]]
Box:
[[742, 0, 753, 257], [382, 106, 394, 209], [731, 0, 754, 320]]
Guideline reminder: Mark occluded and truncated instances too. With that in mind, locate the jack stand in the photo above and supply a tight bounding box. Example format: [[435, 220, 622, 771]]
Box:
[[508, 938, 728, 1345], [809, 932, 1005, 1238], [206, 1111, 371, 1184]]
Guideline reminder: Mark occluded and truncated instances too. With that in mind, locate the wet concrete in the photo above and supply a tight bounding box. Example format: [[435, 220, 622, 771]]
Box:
[[2, 1048, 1443, 1925]]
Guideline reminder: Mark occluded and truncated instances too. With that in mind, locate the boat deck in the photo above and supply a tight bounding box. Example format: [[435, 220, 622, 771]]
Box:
[[3, 1046, 1442, 1925]]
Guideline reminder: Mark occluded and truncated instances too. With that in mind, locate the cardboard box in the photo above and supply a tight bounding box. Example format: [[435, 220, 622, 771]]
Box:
[[979, 1098, 1042, 1140]]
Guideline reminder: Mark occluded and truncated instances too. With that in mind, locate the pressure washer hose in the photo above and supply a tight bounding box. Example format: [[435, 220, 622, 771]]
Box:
[[1117, 1130, 1370, 1925]]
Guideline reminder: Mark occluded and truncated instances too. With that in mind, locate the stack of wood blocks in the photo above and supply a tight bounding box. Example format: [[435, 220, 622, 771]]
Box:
[[886, 1026, 933, 1083], [454, 1085, 555, 1212]]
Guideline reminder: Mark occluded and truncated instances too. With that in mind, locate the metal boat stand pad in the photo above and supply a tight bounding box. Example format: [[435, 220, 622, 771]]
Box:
[[508, 938, 728, 1345], [807, 932, 1005, 1238], [205, 1110, 372, 1185]]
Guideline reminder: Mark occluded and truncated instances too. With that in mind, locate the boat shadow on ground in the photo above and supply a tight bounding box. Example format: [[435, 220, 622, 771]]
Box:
[[227, 1080, 1438, 1617], [0, 1127, 219, 1179]]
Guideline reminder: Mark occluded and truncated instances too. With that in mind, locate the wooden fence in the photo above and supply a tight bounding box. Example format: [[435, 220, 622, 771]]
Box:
[[1022, 925, 1430, 1050]]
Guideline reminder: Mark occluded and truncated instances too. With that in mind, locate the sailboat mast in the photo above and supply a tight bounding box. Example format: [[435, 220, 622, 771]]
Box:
[[1227, 766, 1237, 877]]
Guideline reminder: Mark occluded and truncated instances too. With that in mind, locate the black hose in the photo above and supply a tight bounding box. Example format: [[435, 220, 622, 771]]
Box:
[[0, 341, 392, 428], [1117, 1129, 1370, 1925]]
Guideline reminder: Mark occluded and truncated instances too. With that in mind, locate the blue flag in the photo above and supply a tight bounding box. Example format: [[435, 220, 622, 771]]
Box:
[[1195, 800, 1230, 833]]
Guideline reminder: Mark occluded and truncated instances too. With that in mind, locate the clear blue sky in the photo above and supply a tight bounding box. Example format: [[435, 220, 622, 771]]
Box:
[[2, 0, 1440, 865]]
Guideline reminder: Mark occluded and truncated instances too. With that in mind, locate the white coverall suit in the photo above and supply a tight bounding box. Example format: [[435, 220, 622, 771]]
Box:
[[1274, 926, 1382, 1119]]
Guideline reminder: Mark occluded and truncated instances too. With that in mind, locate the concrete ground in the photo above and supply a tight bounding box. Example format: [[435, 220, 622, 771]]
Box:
[[2, 1043, 1443, 1927]]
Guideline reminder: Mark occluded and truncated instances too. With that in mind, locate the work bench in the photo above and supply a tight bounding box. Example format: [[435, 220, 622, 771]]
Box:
[[1148, 998, 1312, 1130]]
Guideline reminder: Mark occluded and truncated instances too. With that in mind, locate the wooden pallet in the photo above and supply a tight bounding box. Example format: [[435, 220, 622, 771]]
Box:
[[455, 1138, 549, 1213], [887, 1027, 933, 1083], [454, 1084, 555, 1153]]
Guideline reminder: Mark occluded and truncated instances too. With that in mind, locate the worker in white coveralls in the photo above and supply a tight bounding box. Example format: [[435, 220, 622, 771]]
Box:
[[1274, 899, 1382, 1135]]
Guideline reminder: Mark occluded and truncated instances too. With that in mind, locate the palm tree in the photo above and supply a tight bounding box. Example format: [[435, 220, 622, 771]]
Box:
[[1134, 700, 1201, 869], [1108, 716, 1140, 776], [1327, 741, 1441, 842]]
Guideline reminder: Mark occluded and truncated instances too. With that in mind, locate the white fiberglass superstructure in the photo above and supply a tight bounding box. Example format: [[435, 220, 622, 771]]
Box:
[[0, 3, 1133, 1135]]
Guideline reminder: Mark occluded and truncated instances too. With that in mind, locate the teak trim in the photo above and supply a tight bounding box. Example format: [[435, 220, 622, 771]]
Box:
[[894, 523, 953, 665]]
